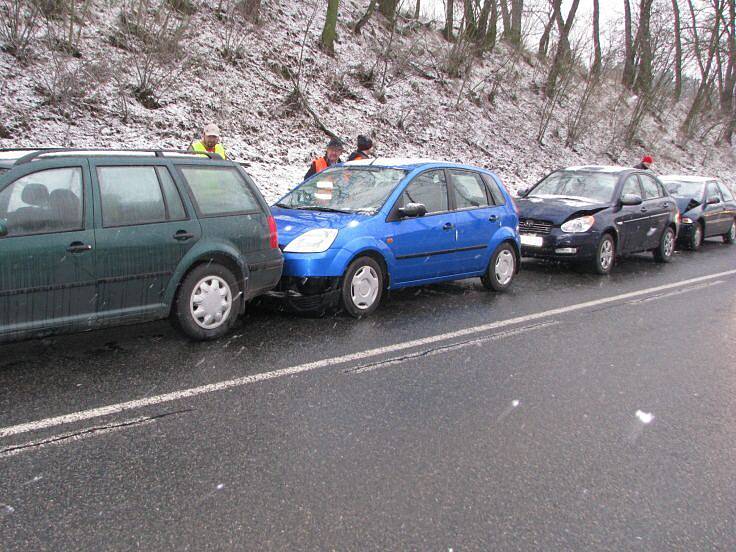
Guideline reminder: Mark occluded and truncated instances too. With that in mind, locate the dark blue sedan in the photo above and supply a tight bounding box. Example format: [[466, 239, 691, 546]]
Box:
[[269, 159, 520, 317], [517, 166, 679, 274], [660, 175, 736, 250]]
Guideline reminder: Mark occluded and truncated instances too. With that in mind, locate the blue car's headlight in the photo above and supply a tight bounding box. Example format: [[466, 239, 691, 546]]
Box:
[[283, 229, 338, 253], [561, 216, 595, 233]]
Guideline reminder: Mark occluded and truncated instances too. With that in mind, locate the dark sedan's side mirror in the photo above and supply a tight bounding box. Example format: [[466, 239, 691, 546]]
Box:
[[399, 203, 427, 218], [706, 196, 721, 205], [620, 194, 643, 206], [517, 188, 529, 198], [0, 219, 7, 238]]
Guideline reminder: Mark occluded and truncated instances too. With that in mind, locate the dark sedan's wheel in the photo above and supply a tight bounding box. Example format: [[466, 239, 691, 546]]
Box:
[[723, 219, 736, 244], [653, 227, 676, 263], [591, 234, 615, 275], [687, 222, 704, 250], [340, 256, 384, 318], [174, 263, 240, 340], [481, 242, 516, 291]]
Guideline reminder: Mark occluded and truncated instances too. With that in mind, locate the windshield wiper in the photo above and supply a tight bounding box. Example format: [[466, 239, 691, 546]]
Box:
[[294, 205, 354, 213], [273, 202, 292, 209]]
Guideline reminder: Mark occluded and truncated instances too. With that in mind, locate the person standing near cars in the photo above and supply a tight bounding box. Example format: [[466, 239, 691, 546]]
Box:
[[304, 137, 344, 180], [347, 135, 375, 161], [189, 123, 227, 159], [634, 155, 653, 170]]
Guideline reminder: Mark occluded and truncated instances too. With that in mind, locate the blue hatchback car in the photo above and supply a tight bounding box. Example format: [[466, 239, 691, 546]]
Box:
[[269, 158, 520, 317]]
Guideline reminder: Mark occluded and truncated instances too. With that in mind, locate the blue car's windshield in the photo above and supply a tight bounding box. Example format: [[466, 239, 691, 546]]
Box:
[[663, 180, 704, 199], [277, 167, 407, 214], [529, 171, 618, 203]]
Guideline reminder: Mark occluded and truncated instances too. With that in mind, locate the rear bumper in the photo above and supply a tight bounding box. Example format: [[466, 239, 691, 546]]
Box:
[[262, 276, 341, 313], [520, 229, 601, 261]]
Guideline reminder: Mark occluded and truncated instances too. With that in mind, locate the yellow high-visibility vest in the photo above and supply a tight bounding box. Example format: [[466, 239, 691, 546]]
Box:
[[190, 140, 227, 159]]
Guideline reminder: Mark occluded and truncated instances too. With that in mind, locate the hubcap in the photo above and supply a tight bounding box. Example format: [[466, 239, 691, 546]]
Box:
[[694, 225, 702, 246], [494, 249, 515, 285], [600, 238, 613, 270], [664, 230, 674, 257], [190, 275, 232, 330], [351, 265, 379, 310], [730, 222, 736, 240]]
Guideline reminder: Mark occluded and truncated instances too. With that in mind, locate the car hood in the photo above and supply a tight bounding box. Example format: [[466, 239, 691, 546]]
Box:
[[517, 197, 609, 225], [271, 207, 369, 246], [673, 196, 701, 215]]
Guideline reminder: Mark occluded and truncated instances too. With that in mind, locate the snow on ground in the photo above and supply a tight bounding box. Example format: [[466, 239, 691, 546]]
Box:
[[1, 0, 734, 203]]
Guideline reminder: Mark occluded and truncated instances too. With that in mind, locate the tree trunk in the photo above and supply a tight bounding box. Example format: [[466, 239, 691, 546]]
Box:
[[463, 0, 478, 38], [633, 0, 654, 95], [537, 6, 554, 58], [509, 0, 522, 46], [320, 0, 340, 56], [622, 0, 635, 88], [545, 0, 581, 98], [720, 0, 736, 142], [499, 0, 510, 36], [592, 0, 602, 76], [354, 0, 376, 34], [414, 0, 421, 19], [484, 0, 498, 50], [444, 0, 454, 40], [378, 0, 398, 19], [672, 0, 683, 100]]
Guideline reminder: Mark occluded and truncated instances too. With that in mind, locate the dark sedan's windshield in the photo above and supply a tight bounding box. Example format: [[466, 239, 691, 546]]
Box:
[[529, 171, 618, 203], [663, 180, 705, 199], [277, 167, 407, 214]]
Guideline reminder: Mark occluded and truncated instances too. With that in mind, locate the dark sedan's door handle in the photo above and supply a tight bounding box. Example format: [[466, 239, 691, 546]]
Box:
[[442, 222, 454, 230], [488, 214, 499, 222], [66, 241, 92, 253], [173, 230, 195, 241], [640, 207, 648, 213]]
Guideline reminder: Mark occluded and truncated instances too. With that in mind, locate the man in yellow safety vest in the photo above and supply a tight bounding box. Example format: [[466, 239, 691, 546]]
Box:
[[189, 123, 227, 159]]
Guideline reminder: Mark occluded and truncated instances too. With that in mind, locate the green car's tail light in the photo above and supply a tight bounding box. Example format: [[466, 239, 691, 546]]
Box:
[[268, 215, 279, 249]]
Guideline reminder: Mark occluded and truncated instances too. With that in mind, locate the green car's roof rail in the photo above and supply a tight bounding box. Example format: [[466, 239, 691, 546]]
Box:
[[0, 148, 225, 165]]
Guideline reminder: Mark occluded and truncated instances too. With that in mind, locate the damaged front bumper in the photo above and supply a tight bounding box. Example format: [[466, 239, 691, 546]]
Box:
[[262, 276, 341, 313]]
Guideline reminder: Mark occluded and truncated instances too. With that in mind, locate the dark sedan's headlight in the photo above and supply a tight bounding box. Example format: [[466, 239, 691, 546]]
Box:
[[560, 216, 595, 233]]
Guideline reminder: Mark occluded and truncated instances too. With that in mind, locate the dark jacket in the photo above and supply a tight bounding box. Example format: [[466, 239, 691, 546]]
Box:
[[347, 150, 371, 162], [304, 155, 341, 180], [634, 163, 650, 170]]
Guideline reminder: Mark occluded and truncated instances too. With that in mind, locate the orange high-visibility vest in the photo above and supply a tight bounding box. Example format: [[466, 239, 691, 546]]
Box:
[[313, 157, 328, 174]]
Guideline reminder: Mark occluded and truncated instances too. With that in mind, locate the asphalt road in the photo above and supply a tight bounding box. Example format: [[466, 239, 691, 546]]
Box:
[[1, 240, 735, 551]]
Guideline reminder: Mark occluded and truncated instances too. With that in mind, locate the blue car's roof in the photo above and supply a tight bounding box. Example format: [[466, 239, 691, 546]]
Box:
[[342, 157, 488, 172]]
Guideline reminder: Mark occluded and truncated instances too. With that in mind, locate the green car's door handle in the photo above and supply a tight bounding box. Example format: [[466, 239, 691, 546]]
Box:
[[66, 242, 92, 253], [173, 230, 195, 241]]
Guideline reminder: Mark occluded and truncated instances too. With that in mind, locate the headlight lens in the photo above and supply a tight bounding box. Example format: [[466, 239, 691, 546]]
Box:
[[561, 215, 595, 233], [681, 217, 693, 224], [283, 228, 338, 253]]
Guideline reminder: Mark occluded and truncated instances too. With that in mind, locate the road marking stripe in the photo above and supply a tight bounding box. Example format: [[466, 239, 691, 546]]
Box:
[[1, 268, 735, 440]]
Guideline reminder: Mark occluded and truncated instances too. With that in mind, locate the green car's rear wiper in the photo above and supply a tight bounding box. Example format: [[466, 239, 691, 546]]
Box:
[[295, 206, 354, 214]]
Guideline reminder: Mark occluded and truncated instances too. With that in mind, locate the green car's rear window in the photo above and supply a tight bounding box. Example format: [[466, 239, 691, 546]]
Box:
[[178, 166, 259, 216]]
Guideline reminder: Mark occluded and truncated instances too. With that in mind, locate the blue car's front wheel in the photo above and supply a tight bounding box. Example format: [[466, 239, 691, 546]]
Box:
[[341, 256, 384, 318]]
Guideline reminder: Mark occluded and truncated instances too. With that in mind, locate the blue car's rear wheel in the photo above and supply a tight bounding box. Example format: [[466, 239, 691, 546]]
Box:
[[341, 256, 384, 318], [481, 243, 516, 291]]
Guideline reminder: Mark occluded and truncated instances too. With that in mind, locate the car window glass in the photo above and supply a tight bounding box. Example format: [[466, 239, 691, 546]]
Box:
[[639, 174, 660, 199], [0, 167, 83, 237], [481, 174, 506, 205], [98, 166, 166, 227], [621, 176, 641, 198], [449, 171, 489, 209], [156, 166, 186, 220], [718, 182, 734, 201], [179, 166, 259, 215], [401, 170, 448, 214], [706, 182, 722, 202]]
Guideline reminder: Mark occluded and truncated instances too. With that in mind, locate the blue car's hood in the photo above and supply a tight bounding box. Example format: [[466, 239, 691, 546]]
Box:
[[517, 196, 609, 225], [673, 196, 701, 215], [271, 207, 369, 246]]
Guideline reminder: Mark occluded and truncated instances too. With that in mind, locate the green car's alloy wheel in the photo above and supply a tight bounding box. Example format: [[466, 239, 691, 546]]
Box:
[[175, 263, 240, 340]]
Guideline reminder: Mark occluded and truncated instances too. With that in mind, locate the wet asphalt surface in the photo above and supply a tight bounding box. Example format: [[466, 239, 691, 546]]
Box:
[[1, 240, 735, 551]]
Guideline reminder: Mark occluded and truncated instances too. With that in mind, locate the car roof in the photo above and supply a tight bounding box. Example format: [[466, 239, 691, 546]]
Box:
[[659, 174, 714, 183], [562, 165, 631, 174], [343, 157, 478, 171], [0, 148, 227, 168]]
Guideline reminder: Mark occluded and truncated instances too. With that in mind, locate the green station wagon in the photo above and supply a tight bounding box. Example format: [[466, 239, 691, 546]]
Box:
[[0, 149, 282, 342]]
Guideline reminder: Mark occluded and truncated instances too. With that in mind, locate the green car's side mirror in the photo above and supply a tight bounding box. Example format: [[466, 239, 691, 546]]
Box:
[[0, 219, 8, 238]]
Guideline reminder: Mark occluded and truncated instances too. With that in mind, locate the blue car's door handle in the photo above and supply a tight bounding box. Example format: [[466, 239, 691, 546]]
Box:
[[488, 214, 499, 222], [442, 222, 454, 230]]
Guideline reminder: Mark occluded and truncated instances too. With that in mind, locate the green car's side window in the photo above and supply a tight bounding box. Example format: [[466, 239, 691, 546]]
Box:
[[0, 167, 83, 237]]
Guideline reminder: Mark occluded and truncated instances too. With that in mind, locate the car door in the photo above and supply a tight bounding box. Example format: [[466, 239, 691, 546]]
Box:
[[91, 160, 202, 322], [615, 175, 647, 253], [717, 182, 736, 229], [638, 174, 669, 249], [385, 169, 457, 285], [0, 160, 96, 337], [703, 181, 726, 236], [447, 169, 500, 273]]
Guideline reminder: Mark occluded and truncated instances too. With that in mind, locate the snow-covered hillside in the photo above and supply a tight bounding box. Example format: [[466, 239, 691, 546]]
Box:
[[1, 0, 734, 202]]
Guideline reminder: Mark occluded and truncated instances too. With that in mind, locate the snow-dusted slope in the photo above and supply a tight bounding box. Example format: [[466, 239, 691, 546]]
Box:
[[1, 0, 734, 202]]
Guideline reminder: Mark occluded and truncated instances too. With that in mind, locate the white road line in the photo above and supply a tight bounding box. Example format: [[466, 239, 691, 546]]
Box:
[[1, 268, 735, 440]]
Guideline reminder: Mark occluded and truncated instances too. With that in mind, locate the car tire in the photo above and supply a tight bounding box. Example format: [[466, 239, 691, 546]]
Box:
[[174, 263, 240, 340], [340, 256, 384, 318], [481, 242, 516, 291], [723, 219, 736, 244], [591, 234, 615, 275], [653, 227, 676, 263], [687, 222, 704, 251]]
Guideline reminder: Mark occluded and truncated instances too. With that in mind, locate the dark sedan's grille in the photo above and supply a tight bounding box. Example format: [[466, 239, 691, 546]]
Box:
[[519, 218, 553, 235]]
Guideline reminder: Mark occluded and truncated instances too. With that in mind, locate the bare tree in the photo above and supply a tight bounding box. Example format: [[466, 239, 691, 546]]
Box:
[[592, 0, 602, 76], [444, 0, 454, 40], [622, 0, 635, 88], [0, 0, 41, 61], [537, 4, 555, 58], [354, 0, 376, 34], [672, 0, 683, 100], [633, 0, 654, 95], [545, 0, 580, 98], [320, 0, 339, 55]]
